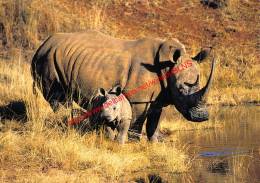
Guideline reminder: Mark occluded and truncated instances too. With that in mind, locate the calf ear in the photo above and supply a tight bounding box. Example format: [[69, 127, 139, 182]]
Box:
[[98, 88, 107, 96], [110, 85, 122, 96], [192, 47, 212, 63], [115, 86, 122, 96]]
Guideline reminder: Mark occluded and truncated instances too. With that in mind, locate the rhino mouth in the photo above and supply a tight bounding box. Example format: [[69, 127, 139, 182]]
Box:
[[174, 102, 209, 122], [173, 57, 215, 122], [185, 105, 209, 122], [101, 115, 116, 122]]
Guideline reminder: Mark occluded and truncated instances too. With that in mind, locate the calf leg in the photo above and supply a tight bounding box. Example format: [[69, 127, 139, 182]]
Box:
[[105, 126, 116, 140], [117, 119, 131, 144]]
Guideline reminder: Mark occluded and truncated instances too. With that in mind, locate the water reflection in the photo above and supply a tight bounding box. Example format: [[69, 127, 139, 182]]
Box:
[[200, 148, 250, 157], [207, 159, 229, 174], [178, 105, 260, 182], [130, 106, 260, 182], [135, 174, 163, 183]]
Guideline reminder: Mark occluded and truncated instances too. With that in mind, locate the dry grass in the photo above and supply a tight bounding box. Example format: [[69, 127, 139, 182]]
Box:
[[198, 154, 256, 183], [0, 0, 117, 50], [161, 105, 224, 135], [0, 58, 191, 182], [161, 118, 223, 135], [1, 0, 259, 105], [230, 154, 253, 183], [0, 0, 259, 182], [0, 51, 233, 183], [210, 153, 258, 183]]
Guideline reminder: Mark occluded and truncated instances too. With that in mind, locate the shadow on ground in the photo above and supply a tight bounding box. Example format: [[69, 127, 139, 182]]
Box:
[[0, 101, 27, 122]]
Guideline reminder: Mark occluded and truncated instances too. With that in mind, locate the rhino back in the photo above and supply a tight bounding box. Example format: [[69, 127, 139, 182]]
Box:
[[75, 49, 132, 98], [33, 31, 163, 104]]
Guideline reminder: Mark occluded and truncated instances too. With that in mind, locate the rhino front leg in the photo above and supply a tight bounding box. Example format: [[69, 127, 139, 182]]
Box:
[[146, 107, 162, 142], [117, 119, 131, 144]]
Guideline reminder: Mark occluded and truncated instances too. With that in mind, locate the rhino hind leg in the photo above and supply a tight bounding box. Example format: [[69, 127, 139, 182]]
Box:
[[128, 113, 146, 141], [43, 80, 72, 112]]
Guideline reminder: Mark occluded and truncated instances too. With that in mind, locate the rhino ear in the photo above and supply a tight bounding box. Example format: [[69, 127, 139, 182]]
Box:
[[173, 49, 181, 62], [159, 40, 186, 63], [192, 47, 212, 63], [159, 42, 174, 63], [98, 88, 107, 96]]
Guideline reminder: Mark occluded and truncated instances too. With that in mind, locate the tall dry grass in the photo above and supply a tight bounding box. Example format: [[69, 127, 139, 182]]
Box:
[[0, 0, 259, 105], [0, 57, 231, 182], [0, 58, 191, 182], [0, 0, 259, 181], [0, 0, 117, 50]]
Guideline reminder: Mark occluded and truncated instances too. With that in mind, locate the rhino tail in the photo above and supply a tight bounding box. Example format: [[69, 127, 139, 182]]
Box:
[[32, 80, 38, 97]]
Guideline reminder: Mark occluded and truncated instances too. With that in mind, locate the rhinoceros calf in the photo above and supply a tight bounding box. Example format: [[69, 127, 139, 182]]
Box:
[[89, 85, 132, 144]]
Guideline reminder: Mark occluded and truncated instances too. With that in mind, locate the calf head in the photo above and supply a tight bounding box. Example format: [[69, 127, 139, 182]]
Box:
[[95, 86, 123, 122]]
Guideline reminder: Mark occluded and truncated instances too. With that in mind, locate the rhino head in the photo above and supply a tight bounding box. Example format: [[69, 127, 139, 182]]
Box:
[[158, 40, 215, 122]]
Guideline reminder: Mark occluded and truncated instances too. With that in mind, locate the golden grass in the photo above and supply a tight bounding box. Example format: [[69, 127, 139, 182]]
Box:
[[0, 0, 259, 99], [161, 118, 222, 134], [210, 153, 257, 183], [198, 154, 256, 183], [208, 87, 260, 105], [0, 129, 190, 182], [0, 0, 259, 181], [230, 154, 253, 182], [0, 51, 258, 182], [161, 107, 223, 136], [0, 58, 192, 182], [0, 0, 117, 50]]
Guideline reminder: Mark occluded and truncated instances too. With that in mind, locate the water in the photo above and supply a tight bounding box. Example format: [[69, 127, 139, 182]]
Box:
[[177, 105, 260, 183], [127, 105, 260, 182]]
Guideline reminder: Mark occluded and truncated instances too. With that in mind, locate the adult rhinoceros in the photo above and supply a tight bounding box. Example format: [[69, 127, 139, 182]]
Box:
[[31, 30, 215, 142]]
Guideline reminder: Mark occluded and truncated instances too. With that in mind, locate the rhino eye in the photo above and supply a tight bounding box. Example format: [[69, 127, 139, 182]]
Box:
[[184, 75, 199, 88]]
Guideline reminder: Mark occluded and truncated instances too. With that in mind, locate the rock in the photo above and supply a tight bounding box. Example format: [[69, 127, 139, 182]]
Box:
[[136, 0, 150, 7], [225, 26, 237, 33], [200, 0, 228, 9]]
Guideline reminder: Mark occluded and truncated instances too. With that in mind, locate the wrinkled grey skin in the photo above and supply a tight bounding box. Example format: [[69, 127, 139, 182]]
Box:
[[31, 30, 215, 142], [90, 86, 132, 144]]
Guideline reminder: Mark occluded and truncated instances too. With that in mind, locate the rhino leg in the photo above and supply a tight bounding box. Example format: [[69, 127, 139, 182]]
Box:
[[43, 80, 73, 112], [128, 106, 147, 140], [117, 119, 131, 144], [146, 107, 162, 142]]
